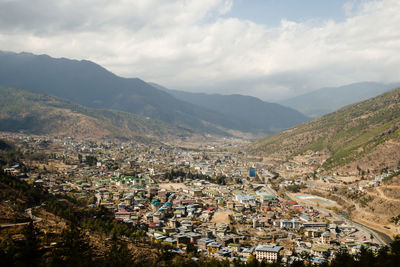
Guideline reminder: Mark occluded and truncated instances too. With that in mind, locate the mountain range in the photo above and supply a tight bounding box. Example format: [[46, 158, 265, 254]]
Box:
[[248, 87, 400, 173], [280, 82, 400, 118], [153, 84, 308, 135], [0, 51, 308, 137]]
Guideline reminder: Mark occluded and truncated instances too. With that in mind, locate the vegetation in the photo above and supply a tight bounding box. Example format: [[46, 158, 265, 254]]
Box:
[[164, 168, 227, 185], [0, 139, 23, 169], [2, 171, 400, 266], [0, 86, 189, 140], [248, 87, 400, 170], [382, 170, 400, 183], [285, 183, 307, 193]]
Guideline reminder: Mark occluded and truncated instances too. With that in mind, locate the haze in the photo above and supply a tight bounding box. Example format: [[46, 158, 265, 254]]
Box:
[[0, 0, 399, 101]]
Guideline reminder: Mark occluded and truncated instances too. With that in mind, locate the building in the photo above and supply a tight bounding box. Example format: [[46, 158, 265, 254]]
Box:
[[279, 219, 301, 229], [197, 238, 215, 250], [255, 244, 282, 262], [207, 241, 222, 253], [235, 194, 256, 204]]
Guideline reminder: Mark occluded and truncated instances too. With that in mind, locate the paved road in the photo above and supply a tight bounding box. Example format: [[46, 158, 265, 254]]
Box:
[[351, 220, 393, 245]]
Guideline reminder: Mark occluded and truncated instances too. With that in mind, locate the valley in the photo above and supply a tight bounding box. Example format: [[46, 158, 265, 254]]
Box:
[[1, 122, 399, 265], [1, 52, 400, 266]]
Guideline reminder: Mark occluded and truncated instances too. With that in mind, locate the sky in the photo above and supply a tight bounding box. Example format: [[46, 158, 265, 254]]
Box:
[[0, 0, 399, 101]]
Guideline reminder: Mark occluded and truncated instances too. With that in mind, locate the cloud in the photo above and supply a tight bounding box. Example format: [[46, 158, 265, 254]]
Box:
[[0, 0, 399, 101]]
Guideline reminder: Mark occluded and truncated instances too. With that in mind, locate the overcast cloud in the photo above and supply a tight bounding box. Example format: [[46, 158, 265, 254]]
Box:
[[0, 0, 399, 101]]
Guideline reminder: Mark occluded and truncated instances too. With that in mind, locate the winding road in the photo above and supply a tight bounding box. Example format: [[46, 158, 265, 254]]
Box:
[[266, 182, 393, 246], [0, 207, 42, 228]]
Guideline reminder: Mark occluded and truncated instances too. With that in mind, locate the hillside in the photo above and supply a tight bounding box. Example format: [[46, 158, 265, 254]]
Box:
[[0, 51, 278, 136], [280, 82, 400, 118], [155, 85, 309, 136], [248, 87, 400, 173], [0, 86, 191, 141]]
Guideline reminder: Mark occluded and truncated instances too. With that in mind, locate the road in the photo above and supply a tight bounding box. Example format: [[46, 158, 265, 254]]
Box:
[[285, 192, 392, 246], [0, 207, 42, 228]]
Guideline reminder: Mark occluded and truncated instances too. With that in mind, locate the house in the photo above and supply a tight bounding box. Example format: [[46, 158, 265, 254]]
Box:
[[186, 232, 202, 243], [207, 242, 222, 253], [255, 244, 282, 262], [279, 219, 301, 229], [321, 232, 331, 244], [240, 247, 254, 258], [235, 194, 256, 204], [115, 210, 135, 221], [311, 245, 331, 257], [228, 243, 241, 253], [198, 238, 215, 250], [216, 248, 232, 258], [303, 222, 327, 229], [164, 237, 177, 247], [190, 187, 203, 197], [173, 233, 190, 245], [305, 229, 321, 238]]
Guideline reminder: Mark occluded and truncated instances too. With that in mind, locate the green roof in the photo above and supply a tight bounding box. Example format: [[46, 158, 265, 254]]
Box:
[[151, 200, 161, 206]]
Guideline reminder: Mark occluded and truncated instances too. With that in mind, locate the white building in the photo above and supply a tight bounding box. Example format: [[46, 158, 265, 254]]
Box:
[[255, 244, 282, 262]]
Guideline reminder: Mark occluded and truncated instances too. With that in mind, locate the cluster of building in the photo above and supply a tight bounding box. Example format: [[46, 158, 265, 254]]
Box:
[[1, 133, 382, 263]]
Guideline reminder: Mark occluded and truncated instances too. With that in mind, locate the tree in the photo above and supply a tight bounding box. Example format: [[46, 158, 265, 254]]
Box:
[[17, 221, 42, 266], [55, 221, 93, 266], [85, 155, 97, 166], [246, 255, 259, 267], [329, 247, 354, 267], [102, 233, 132, 267], [0, 234, 17, 266], [186, 243, 197, 256]]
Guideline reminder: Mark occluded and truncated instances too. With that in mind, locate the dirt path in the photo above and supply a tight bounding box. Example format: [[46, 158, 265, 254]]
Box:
[[375, 187, 400, 202], [381, 185, 400, 189]]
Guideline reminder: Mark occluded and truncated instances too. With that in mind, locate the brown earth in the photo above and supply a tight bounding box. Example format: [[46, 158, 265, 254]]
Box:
[[211, 211, 233, 224]]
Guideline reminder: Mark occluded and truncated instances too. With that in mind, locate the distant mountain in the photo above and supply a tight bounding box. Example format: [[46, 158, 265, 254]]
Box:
[[0, 51, 308, 136], [280, 82, 400, 118], [153, 84, 309, 136], [0, 86, 192, 141], [0, 51, 246, 136], [248, 87, 400, 172]]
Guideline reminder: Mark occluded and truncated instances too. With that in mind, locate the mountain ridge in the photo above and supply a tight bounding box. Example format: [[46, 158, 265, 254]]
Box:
[[280, 81, 400, 118], [248, 87, 400, 173], [154, 83, 309, 136], [0, 51, 308, 136], [0, 51, 238, 136]]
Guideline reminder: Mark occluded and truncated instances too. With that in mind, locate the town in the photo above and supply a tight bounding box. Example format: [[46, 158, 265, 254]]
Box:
[[0, 132, 391, 265]]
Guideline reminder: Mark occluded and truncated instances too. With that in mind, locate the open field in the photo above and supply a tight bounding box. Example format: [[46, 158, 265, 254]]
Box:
[[211, 211, 233, 224], [158, 183, 190, 191], [293, 193, 337, 207]]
